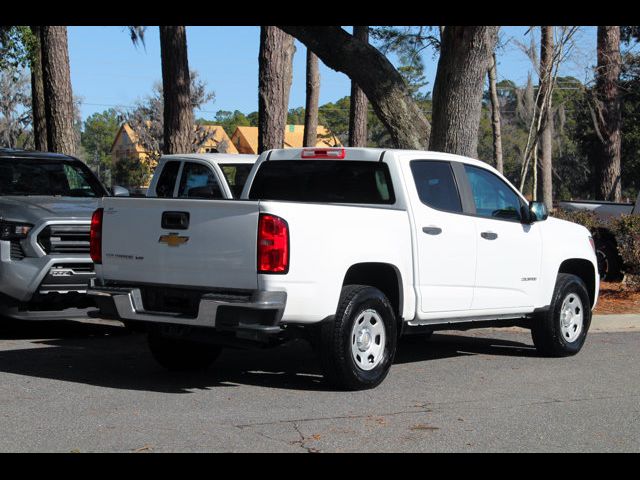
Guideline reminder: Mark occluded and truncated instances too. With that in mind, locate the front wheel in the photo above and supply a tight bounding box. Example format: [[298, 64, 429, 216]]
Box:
[[147, 332, 222, 372], [319, 285, 397, 390], [531, 273, 591, 357]]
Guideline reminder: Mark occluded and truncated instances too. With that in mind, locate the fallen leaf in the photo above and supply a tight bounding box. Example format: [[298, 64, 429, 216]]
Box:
[[410, 424, 440, 431], [133, 444, 153, 453]]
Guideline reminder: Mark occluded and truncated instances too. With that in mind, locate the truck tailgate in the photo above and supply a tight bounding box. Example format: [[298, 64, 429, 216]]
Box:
[[100, 198, 259, 290]]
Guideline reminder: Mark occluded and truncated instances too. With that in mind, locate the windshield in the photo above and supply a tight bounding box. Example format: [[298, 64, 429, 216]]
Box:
[[0, 158, 106, 197], [220, 163, 254, 198], [248, 160, 395, 204]]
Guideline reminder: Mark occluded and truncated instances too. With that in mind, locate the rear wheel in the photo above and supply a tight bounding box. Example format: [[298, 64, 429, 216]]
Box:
[[531, 273, 591, 357], [147, 332, 221, 372], [319, 285, 397, 390], [595, 239, 623, 282]]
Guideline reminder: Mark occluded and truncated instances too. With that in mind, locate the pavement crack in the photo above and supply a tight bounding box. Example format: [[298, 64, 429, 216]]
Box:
[[234, 420, 322, 453], [291, 422, 321, 453], [233, 406, 433, 429]]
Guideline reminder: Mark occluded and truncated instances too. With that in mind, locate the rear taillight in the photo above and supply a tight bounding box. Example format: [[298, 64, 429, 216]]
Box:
[[589, 236, 596, 254], [90, 208, 103, 264], [301, 147, 345, 159], [257, 214, 289, 274]]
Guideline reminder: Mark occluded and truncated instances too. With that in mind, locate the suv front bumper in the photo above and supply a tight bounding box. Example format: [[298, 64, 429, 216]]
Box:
[[87, 285, 287, 341]]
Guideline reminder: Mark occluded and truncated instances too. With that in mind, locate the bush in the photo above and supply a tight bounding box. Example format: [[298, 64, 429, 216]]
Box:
[[112, 156, 152, 189], [609, 214, 640, 288], [551, 208, 602, 235]]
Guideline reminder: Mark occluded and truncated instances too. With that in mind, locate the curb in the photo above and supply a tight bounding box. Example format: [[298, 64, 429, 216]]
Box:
[[590, 314, 640, 333]]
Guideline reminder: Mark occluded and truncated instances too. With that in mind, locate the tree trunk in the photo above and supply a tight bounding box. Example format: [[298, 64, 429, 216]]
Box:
[[29, 25, 47, 152], [159, 26, 193, 154], [430, 26, 498, 158], [538, 26, 554, 210], [40, 26, 75, 155], [349, 26, 369, 147], [259, 26, 295, 153], [303, 49, 319, 147], [595, 26, 622, 201], [279, 26, 430, 149], [487, 51, 503, 173]]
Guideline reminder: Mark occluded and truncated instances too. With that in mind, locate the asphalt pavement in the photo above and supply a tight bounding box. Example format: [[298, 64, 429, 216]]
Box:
[[0, 315, 638, 452]]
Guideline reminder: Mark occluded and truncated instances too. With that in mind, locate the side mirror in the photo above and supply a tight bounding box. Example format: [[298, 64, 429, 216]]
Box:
[[111, 185, 130, 197], [529, 201, 548, 223]]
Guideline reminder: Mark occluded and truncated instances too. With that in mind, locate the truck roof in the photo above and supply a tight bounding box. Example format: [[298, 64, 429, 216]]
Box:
[[159, 153, 258, 165], [265, 147, 497, 171], [0, 148, 79, 162]]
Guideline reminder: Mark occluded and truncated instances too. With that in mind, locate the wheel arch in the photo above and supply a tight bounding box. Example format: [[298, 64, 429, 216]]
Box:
[[558, 258, 597, 308], [342, 262, 403, 320]]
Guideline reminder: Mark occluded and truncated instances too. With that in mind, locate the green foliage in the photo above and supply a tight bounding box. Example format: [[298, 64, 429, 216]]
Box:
[[571, 53, 640, 200], [113, 155, 151, 189], [609, 214, 640, 288], [318, 96, 351, 144], [286, 107, 305, 125], [370, 26, 437, 100], [200, 109, 251, 137], [0, 26, 34, 71], [246, 111, 259, 127], [553, 208, 640, 289], [621, 26, 640, 45], [81, 109, 122, 184], [551, 209, 602, 234]]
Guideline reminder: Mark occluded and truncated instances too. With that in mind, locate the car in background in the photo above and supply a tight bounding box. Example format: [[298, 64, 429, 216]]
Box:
[[558, 192, 640, 280], [146, 153, 258, 200], [0, 148, 114, 320]]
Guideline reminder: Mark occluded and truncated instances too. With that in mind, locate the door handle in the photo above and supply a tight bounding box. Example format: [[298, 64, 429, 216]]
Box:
[[162, 211, 190, 230], [422, 226, 442, 235], [481, 231, 498, 240]]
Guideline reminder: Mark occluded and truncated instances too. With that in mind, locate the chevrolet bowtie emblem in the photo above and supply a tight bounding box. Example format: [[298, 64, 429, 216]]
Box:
[[159, 233, 189, 247]]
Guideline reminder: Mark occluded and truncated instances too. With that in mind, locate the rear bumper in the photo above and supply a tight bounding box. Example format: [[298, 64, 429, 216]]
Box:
[[87, 285, 287, 341]]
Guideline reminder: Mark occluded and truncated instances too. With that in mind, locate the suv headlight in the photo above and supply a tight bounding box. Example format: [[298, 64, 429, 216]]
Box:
[[0, 220, 33, 240]]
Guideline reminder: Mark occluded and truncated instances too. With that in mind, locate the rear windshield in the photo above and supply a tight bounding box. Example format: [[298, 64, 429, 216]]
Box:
[[0, 158, 106, 197], [248, 160, 395, 204], [220, 163, 254, 198]]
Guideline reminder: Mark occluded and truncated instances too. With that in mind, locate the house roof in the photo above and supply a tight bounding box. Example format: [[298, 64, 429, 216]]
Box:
[[231, 125, 342, 154], [110, 123, 238, 155], [199, 125, 238, 154]]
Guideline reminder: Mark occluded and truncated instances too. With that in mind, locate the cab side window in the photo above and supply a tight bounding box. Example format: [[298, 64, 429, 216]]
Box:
[[410, 160, 463, 213], [177, 162, 223, 199], [464, 165, 522, 221], [155, 161, 180, 198]]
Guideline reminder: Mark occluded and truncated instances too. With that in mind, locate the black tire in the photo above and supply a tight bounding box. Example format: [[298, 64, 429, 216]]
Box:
[[596, 240, 623, 282], [147, 332, 221, 372], [319, 285, 397, 390], [531, 273, 591, 357]]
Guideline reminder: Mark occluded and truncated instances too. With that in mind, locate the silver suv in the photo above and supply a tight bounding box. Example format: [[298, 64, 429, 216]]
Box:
[[0, 148, 109, 320]]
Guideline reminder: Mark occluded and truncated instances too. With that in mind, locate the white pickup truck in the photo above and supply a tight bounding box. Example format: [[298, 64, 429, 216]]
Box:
[[146, 153, 258, 200], [89, 148, 599, 390]]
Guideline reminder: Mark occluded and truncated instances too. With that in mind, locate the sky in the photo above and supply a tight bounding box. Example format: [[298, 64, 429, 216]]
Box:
[[66, 26, 602, 123]]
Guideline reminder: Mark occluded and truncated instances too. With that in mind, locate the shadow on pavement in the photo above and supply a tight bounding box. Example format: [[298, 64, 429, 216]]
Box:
[[395, 332, 538, 365], [0, 319, 536, 393]]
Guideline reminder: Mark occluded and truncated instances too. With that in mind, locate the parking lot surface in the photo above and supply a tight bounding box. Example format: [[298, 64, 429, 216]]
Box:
[[0, 319, 638, 452]]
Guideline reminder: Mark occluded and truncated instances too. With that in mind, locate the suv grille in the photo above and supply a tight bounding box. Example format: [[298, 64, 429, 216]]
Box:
[[10, 240, 25, 260], [38, 224, 91, 255]]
